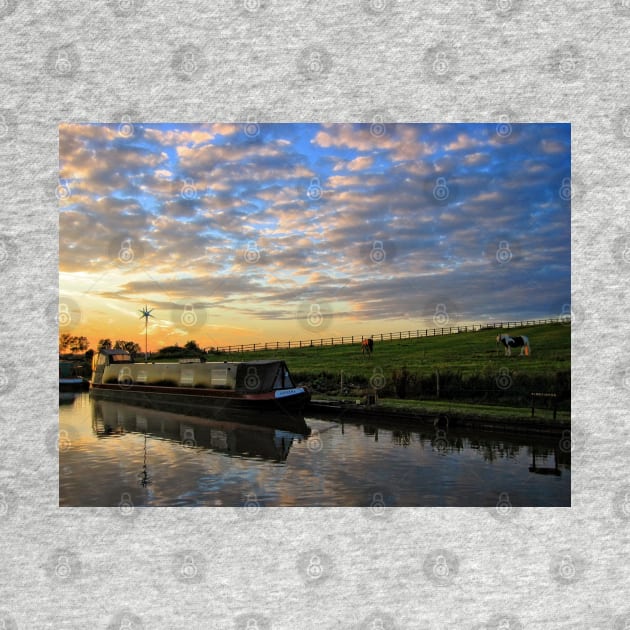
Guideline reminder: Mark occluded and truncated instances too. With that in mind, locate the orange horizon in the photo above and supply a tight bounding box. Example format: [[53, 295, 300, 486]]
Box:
[[59, 123, 570, 351], [59, 311, 562, 354]]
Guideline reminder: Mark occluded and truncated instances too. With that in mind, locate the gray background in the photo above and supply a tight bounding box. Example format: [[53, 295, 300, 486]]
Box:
[[1, 0, 629, 628]]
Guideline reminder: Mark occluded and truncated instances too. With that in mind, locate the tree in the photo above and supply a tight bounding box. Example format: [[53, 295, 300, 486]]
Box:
[[98, 338, 112, 351], [59, 334, 89, 355], [59, 333, 73, 353], [69, 336, 89, 354], [184, 340, 201, 353], [124, 341, 141, 357], [114, 340, 141, 357]]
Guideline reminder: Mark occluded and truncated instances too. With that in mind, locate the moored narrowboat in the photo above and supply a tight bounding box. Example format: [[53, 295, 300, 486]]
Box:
[[59, 360, 88, 391], [89, 349, 310, 415]]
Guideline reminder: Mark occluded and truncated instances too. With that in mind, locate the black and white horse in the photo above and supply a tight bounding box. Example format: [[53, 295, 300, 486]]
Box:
[[496, 334, 531, 357]]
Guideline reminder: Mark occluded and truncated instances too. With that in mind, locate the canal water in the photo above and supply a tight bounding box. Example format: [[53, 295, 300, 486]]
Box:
[[59, 392, 570, 507]]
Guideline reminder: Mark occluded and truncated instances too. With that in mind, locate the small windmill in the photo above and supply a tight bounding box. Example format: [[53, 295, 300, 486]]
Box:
[[138, 305, 155, 362]]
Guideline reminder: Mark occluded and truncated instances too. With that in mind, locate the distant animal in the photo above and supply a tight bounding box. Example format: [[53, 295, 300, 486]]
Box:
[[496, 333, 531, 357], [361, 337, 374, 355]]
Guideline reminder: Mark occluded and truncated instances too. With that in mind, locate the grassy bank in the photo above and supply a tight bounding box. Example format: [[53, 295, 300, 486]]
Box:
[[212, 322, 571, 413], [310, 395, 569, 424]]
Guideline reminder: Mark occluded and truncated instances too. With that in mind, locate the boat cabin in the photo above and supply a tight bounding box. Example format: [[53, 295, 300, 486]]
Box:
[[90, 349, 297, 394]]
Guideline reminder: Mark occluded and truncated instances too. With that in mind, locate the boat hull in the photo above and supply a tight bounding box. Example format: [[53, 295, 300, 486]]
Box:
[[89, 382, 310, 421]]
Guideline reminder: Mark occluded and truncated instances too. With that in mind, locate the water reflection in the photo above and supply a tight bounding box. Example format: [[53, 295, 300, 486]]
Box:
[[356, 420, 568, 468], [59, 392, 78, 406], [529, 449, 562, 476], [92, 398, 310, 463], [59, 393, 571, 507]]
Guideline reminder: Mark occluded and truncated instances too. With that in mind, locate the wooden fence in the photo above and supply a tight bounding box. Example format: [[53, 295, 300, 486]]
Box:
[[206, 317, 565, 355]]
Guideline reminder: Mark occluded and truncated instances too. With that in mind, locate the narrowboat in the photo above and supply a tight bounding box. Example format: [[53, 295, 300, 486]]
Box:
[[89, 349, 310, 417], [59, 360, 88, 391]]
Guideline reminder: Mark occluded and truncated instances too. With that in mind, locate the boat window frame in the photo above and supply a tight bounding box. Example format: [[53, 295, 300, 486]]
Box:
[[271, 363, 294, 390], [272, 365, 284, 390], [283, 366, 294, 388], [109, 353, 133, 364]]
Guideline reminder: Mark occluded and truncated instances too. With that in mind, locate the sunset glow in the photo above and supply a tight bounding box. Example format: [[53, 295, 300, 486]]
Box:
[[59, 122, 571, 350]]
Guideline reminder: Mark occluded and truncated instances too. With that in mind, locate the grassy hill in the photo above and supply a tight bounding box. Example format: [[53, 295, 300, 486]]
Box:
[[211, 323, 570, 410]]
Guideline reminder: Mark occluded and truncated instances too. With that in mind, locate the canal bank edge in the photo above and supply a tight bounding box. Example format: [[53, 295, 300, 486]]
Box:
[[306, 399, 570, 436]]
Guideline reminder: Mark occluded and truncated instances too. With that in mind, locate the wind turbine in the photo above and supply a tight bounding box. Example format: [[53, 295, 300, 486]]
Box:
[[138, 305, 155, 362]]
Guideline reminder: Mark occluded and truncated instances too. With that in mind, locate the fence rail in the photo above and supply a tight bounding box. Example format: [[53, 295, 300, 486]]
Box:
[[206, 317, 566, 355]]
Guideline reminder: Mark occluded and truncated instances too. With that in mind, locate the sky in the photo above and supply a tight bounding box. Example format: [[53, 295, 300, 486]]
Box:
[[58, 122, 571, 351]]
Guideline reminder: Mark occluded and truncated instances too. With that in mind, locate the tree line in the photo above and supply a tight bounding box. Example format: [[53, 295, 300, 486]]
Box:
[[59, 334, 204, 359]]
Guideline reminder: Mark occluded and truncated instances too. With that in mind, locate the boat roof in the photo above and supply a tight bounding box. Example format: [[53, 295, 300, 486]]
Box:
[[98, 349, 288, 368]]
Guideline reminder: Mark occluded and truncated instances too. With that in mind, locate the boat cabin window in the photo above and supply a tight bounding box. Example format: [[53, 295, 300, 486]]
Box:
[[284, 368, 294, 388], [273, 368, 283, 390], [109, 353, 132, 364], [211, 368, 228, 387], [272, 365, 294, 389], [98, 352, 133, 365]]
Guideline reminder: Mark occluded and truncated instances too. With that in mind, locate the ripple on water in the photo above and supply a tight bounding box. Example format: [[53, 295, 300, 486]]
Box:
[[59, 393, 570, 507]]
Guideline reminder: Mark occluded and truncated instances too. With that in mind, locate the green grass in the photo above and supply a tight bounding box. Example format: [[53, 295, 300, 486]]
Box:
[[210, 323, 569, 381], [203, 323, 570, 413], [373, 397, 568, 423], [311, 395, 569, 427]]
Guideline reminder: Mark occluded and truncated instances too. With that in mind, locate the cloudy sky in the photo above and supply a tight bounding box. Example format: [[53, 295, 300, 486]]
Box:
[[59, 122, 570, 350]]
